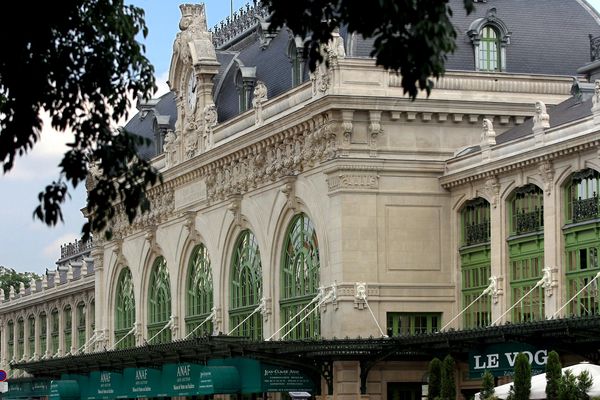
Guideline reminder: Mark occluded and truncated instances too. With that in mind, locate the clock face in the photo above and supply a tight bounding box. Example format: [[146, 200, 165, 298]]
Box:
[[187, 73, 197, 111]]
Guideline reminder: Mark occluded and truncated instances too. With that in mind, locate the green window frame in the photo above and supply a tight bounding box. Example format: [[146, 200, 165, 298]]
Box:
[[479, 25, 501, 71], [115, 267, 136, 349], [28, 315, 35, 357], [64, 306, 72, 353], [7, 320, 14, 360], [230, 230, 263, 340], [280, 214, 320, 340], [17, 318, 24, 360], [565, 244, 600, 316], [39, 313, 47, 355], [509, 184, 544, 235], [77, 302, 86, 350], [510, 254, 545, 322], [186, 244, 214, 337], [386, 313, 441, 336], [50, 309, 59, 355], [147, 257, 171, 344], [461, 198, 490, 246], [565, 169, 600, 223]]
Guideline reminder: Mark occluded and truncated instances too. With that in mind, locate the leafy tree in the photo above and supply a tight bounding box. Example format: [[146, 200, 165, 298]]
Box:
[[511, 353, 532, 400], [428, 357, 443, 400], [0, 266, 41, 300], [547, 351, 563, 400], [264, 0, 475, 99], [0, 1, 159, 241], [480, 370, 496, 400], [441, 354, 457, 400], [558, 370, 593, 400]]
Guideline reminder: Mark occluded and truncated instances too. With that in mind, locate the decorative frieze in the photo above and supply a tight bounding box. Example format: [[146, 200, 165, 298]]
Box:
[[327, 172, 379, 193], [111, 188, 175, 239]]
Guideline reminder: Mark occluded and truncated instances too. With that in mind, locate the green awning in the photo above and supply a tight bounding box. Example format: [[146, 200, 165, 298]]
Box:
[[50, 380, 79, 400], [161, 363, 240, 397], [122, 367, 163, 398]]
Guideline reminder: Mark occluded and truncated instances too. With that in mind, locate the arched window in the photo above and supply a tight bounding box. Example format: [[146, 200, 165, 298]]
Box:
[[39, 313, 47, 356], [467, 9, 511, 72], [288, 38, 304, 87], [564, 169, 600, 316], [233, 60, 256, 113], [50, 309, 59, 355], [115, 267, 136, 349], [566, 169, 600, 223], [147, 257, 171, 344], [508, 184, 545, 322], [17, 318, 24, 360], [280, 213, 320, 339], [230, 230, 263, 339], [64, 306, 72, 354], [76, 302, 86, 350], [479, 26, 501, 72], [7, 320, 14, 360], [186, 244, 213, 337], [28, 315, 35, 358], [460, 198, 491, 328]]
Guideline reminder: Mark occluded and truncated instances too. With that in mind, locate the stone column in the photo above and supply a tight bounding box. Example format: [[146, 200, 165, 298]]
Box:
[[12, 320, 18, 362], [486, 178, 505, 323], [58, 307, 64, 356], [45, 310, 52, 358], [540, 161, 559, 317], [0, 321, 6, 368], [22, 317, 29, 361], [71, 303, 78, 354], [34, 313, 40, 360]]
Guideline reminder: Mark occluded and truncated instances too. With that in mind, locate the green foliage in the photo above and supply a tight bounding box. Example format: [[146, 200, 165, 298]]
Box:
[[511, 353, 531, 400], [558, 370, 593, 400], [428, 357, 442, 400], [0, 1, 159, 240], [263, 0, 475, 100], [480, 370, 496, 400], [0, 266, 41, 300], [547, 351, 563, 400], [441, 354, 457, 400]]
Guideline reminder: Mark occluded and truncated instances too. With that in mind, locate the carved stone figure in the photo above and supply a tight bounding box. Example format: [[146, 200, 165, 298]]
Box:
[[481, 118, 497, 147], [252, 81, 268, 125], [163, 130, 179, 168], [203, 104, 218, 151], [592, 80, 600, 123], [327, 27, 346, 65], [533, 100, 550, 130]]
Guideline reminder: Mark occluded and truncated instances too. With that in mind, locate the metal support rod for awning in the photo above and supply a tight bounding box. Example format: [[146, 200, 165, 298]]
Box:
[[184, 308, 216, 339], [146, 315, 175, 344], [111, 324, 137, 350], [227, 297, 267, 335], [266, 291, 323, 341], [440, 277, 496, 332], [491, 275, 546, 325], [355, 283, 388, 338], [553, 271, 600, 318], [280, 286, 336, 341]]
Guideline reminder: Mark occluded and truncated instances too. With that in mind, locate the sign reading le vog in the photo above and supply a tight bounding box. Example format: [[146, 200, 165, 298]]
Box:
[[468, 342, 548, 378]]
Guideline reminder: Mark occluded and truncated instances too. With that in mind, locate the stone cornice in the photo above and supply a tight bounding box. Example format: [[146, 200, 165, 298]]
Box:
[[441, 132, 600, 189]]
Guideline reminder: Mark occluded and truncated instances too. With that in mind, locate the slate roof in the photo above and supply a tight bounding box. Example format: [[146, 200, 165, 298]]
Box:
[[123, 0, 600, 157]]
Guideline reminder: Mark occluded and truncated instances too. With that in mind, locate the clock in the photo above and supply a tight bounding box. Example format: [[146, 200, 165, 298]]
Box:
[[186, 73, 197, 111]]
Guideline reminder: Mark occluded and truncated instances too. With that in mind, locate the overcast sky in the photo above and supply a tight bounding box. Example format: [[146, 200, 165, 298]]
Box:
[[1, 0, 600, 275]]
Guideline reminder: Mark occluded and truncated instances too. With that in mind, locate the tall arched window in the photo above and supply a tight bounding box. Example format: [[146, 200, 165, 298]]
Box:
[[288, 38, 304, 87], [564, 169, 600, 316], [508, 185, 545, 322], [28, 315, 35, 357], [479, 26, 500, 72], [77, 302, 86, 350], [230, 230, 263, 339], [39, 313, 47, 356], [64, 306, 72, 354], [50, 309, 59, 355], [17, 318, 24, 360], [186, 244, 213, 337], [280, 214, 320, 339], [147, 257, 171, 344], [115, 267, 136, 349], [7, 320, 14, 360], [460, 198, 491, 328]]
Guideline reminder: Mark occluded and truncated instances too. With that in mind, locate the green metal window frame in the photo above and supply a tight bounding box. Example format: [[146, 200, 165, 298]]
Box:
[[115, 267, 136, 349], [77, 302, 86, 350], [479, 25, 501, 71], [509, 251, 545, 322], [230, 230, 263, 340], [386, 312, 441, 336], [17, 318, 24, 360], [50, 309, 59, 355], [39, 313, 47, 355], [64, 306, 72, 353], [28, 315, 35, 357], [7, 320, 14, 360], [509, 184, 544, 235], [280, 213, 320, 340], [565, 169, 600, 223], [461, 198, 491, 246], [565, 231, 600, 316], [147, 257, 172, 344], [461, 246, 491, 329], [186, 244, 214, 337]]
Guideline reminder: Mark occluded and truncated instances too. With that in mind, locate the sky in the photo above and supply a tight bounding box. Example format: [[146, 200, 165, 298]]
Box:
[[1, 0, 600, 275]]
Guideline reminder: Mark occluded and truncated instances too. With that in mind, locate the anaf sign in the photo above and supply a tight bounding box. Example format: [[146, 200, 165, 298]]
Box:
[[469, 342, 548, 378]]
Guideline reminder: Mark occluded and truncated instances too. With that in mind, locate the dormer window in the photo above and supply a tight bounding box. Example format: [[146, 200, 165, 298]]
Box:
[[233, 60, 256, 113], [288, 37, 305, 87], [468, 8, 511, 72]]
